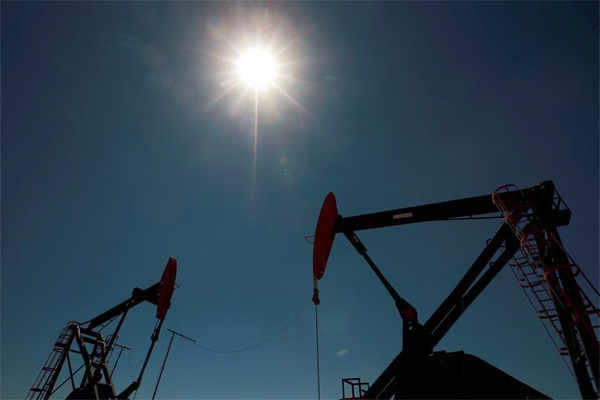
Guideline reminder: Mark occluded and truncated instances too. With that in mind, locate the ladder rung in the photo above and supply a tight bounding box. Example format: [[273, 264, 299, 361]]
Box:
[[538, 309, 556, 314], [29, 388, 44, 392], [520, 283, 533, 288], [42, 367, 55, 372], [532, 287, 548, 292], [521, 277, 537, 282], [559, 348, 569, 356], [530, 287, 547, 292], [574, 310, 598, 318]]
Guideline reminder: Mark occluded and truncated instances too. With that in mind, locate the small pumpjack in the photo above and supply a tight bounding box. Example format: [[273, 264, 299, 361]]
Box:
[[26, 257, 178, 400], [311, 182, 598, 399]]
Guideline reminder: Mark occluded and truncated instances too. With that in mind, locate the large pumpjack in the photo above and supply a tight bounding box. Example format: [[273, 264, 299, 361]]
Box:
[[26, 257, 178, 400], [311, 181, 599, 399]]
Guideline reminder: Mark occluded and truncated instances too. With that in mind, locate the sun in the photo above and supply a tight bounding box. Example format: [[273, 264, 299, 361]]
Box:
[[204, 13, 309, 203], [237, 49, 277, 91]]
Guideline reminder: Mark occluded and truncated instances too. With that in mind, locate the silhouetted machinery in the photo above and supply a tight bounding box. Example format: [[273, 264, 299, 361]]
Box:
[[311, 181, 599, 399], [26, 257, 177, 400], [26, 181, 599, 400]]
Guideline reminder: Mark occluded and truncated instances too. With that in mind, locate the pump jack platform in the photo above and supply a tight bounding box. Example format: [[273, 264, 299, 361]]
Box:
[[311, 181, 599, 399], [26, 257, 177, 400]]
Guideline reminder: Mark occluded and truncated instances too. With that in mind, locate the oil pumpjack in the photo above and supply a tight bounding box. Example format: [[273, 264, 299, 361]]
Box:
[[25, 181, 599, 400], [311, 181, 599, 399], [26, 257, 178, 400]]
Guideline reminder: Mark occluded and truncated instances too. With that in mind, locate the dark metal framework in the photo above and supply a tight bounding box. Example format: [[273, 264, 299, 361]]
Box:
[[151, 329, 196, 400], [316, 181, 598, 399], [27, 258, 178, 400], [342, 378, 370, 399]]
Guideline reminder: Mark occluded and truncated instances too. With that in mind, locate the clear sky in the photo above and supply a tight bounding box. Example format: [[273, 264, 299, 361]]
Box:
[[2, 2, 598, 399]]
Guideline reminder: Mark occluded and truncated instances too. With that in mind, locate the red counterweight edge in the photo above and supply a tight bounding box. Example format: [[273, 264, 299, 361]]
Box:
[[313, 192, 338, 280], [157, 257, 177, 321]]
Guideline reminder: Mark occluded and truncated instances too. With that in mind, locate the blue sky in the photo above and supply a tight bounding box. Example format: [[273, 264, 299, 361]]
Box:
[[2, 2, 598, 399]]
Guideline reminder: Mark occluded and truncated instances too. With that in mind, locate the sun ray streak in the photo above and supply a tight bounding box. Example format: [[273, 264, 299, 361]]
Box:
[[241, 84, 251, 103], [234, 84, 251, 111], [221, 37, 245, 58], [272, 81, 310, 118], [272, 34, 303, 59], [275, 74, 321, 89], [207, 80, 244, 107], [274, 59, 307, 68], [252, 89, 259, 200]]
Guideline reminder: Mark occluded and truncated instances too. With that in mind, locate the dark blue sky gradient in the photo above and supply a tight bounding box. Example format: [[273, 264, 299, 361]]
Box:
[[2, 2, 598, 399]]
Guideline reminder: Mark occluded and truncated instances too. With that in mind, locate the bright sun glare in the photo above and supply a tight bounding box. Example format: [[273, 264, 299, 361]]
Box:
[[207, 14, 308, 201], [237, 49, 276, 90]]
